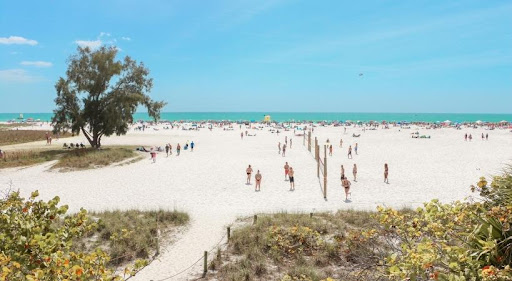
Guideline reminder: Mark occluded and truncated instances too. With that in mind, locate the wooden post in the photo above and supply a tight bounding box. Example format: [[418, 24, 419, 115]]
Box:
[[308, 131, 311, 151], [203, 251, 208, 277], [310, 212, 313, 218], [253, 214, 258, 224], [155, 212, 160, 256], [227, 227, 231, 241], [316, 145, 320, 178], [314, 137, 318, 159], [323, 145, 327, 199]]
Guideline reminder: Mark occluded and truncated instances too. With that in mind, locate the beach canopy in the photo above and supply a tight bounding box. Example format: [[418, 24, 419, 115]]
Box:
[[499, 120, 509, 124], [475, 120, 483, 124], [443, 120, 451, 123]]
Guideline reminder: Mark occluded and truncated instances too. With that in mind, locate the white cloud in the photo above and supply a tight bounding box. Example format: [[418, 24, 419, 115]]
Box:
[[121, 36, 131, 41], [75, 39, 102, 49], [10, 51, 20, 55], [0, 69, 41, 82], [100, 32, 111, 37], [0, 36, 38, 45], [20, 61, 53, 67]]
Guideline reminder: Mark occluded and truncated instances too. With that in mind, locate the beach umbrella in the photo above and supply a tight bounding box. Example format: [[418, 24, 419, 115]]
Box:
[[499, 120, 509, 124], [443, 120, 451, 123], [475, 120, 483, 124]]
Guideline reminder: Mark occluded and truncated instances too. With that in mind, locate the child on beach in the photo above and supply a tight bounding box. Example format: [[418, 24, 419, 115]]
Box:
[[289, 167, 295, 191], [255, 170, 262, 191], [284, 162, 290, 180], [246, 165, 253, 184]]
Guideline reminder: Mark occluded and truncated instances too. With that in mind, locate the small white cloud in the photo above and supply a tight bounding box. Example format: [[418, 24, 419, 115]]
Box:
[[100, 32, 111, 37], [10, 51, 20, 55], [121, 36, 131, 41], [21, 61, 53, 67], [0, 69, 41, 82], [0, 36, 38, 45], [75, 39, 102, 49]]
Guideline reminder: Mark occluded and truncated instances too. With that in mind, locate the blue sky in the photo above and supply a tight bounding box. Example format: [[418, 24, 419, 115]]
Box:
[[1, 0, 511, 113]]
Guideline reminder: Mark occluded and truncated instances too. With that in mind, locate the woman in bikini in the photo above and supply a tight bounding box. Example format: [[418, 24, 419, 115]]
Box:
[[342, 176, 351, 201], [255, 170, 262, 191]]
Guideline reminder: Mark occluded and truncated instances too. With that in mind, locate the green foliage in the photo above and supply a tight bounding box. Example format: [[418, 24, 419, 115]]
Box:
[[52, 46, 166, 148], [0, 191, 149, 280], [376, 173, 512, 281]]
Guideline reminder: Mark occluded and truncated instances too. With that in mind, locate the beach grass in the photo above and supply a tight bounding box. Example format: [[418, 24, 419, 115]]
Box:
[[0, 129, 72, 145], [74, 209, 190, 266], [208, 210, 389, 281], [0, 146, 141, 170]]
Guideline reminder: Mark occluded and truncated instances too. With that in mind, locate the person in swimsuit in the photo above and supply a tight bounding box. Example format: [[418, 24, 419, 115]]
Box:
[[176, 143, 181, 156], [191, 141, 195, 152], [241, 132, 243, 139], [282, 144, 286, 157], [486, 133, 488, 140], [278, 142, 281, 154], [284, 162, 290, 180], [342, 176, 351, 201], [384, 163, 389, 184], [290, 139, 292, 149], [329, 145, 333, 156], [165, 144, 170, 157], [246, 165, 253, 184], [168, 143, 172, 155], [255, 170, 262, 191], [353, 164, 357, 181], [288, 167, 295, 191], [340, 138, 343, 147], [355, 143, 358, 155], [348, 145, 352, 159]]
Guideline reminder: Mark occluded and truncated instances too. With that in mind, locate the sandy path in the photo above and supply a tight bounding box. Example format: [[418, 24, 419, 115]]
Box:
[[1, 125, 511, 280]]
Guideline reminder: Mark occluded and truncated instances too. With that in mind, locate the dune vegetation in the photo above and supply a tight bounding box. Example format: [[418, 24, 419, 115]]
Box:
[[0, 129, 72, 146], [0, 146, 142, 170], [0, 190, 189, 280], [208, 171, 512, 281]]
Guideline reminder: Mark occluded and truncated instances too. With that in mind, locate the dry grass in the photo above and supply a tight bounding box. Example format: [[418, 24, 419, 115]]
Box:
[[0, 130, 72, 145], [0, 146, 141, 170], [207, 210, 390, 281], [51, 147, 138, 171], [74, 209, 190, 266]]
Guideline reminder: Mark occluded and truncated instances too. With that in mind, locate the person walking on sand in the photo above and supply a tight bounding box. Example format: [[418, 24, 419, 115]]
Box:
[[241, 132, 243, 139], [255, 170, 262, 191], [289, 167, 295, 191], [191, 141, 195, 152], [486, 133, 488, 140], [339, 138, 343, 148], [384, 163, 389, 184], [482, 133, 484, 141], [284, 162, 290, 180], [353, 164, 358, 181], [278, 142, 281, 154], [342, 176, 351, 201], [282, 143, 286, 157], [165, 143, 170, 157], [329, 144, 333, 156], [469, 134, 472, 141], [348, 145, 352, 159], [176, 143, 181, 156], [246, 165, 253, 184], [465, 133, 467, 141], [169, 143, 172, 155], [290, 139, 292, 149], [150, 151, 157, 163], [285, 136, 288, 145], [355, 143, 358, 155], [344, 127, 347, 134]]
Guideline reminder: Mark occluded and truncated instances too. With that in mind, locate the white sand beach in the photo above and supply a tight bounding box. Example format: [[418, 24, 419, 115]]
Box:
[[1, 123, 511, 280]]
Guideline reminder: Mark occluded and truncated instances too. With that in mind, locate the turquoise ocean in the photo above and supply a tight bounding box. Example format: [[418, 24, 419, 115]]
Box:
[[1, 112, 511, 123]]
